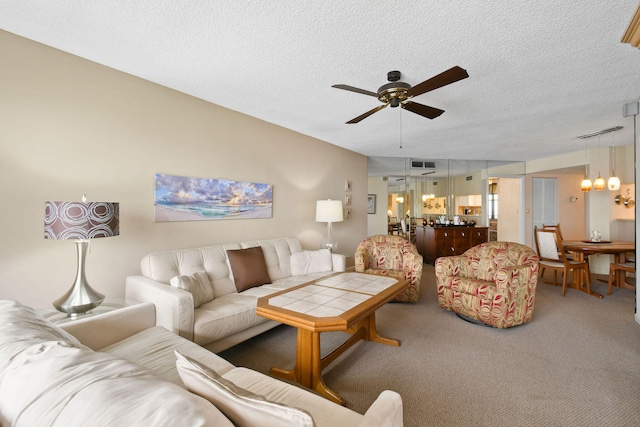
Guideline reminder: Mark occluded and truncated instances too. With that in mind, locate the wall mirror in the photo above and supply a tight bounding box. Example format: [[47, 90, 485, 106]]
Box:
[[369, 157, 526, 227]]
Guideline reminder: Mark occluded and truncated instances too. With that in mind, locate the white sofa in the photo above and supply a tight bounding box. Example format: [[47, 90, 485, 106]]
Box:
[[0, 300, 403, 426], [125, 237, 346, 353]]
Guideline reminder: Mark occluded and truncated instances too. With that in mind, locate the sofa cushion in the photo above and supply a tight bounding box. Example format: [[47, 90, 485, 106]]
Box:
[[100, 326, 235, 385], [0, 300, 232, 427], [192, 293, 269, 345], [227, 246, 272, 292], [170, 271, 214, 308], [290, 249, 332, 276], [176, 352, 315, 427], [0, 299, 88, 373], [221, 366, 363, 426]]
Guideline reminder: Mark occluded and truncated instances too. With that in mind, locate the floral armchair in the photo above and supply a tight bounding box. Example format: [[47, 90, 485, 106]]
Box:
[[355, 235, 423, 302], [435, 241, 539, 328]]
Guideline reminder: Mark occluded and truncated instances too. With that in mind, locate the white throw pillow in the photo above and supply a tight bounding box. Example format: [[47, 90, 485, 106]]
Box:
[[175, 351, 315, 427], [170, 271, 214, 308], [290, 249, 332, 276]]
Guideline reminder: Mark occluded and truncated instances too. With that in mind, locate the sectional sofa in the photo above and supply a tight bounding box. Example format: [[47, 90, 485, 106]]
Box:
[[0, 299, 403, 426]]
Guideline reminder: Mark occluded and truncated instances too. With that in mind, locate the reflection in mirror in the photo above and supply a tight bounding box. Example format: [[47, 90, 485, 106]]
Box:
[[370, 157, 525, 228]]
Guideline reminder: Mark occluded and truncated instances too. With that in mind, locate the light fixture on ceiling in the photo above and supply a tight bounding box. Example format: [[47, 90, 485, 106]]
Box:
[[607, 130, 620, 191], [593, 172, 606, 191], [581, 171, 593, 192], [577, 126, 623, 192]]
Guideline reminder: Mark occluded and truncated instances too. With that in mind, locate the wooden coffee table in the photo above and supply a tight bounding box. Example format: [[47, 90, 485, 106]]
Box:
[[256, 272, 408, 405]]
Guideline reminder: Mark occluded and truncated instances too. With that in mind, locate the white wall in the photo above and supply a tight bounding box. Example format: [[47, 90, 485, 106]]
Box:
[[0, 31, 368, 309]]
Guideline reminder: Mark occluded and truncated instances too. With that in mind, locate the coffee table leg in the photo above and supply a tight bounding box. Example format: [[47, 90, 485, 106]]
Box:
[[360, 312, 401, 346], [269, 328, 345, 405]]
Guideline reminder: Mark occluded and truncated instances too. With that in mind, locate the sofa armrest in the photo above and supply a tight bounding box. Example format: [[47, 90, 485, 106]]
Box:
[[60, 302, 156, 350], [359, 390, 403, 427], [125, 275, 195, 341], [331, 253, 347, 272]]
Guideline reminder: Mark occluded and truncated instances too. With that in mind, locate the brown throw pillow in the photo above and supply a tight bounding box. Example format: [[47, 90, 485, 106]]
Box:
[[227, 246, 271, 292]]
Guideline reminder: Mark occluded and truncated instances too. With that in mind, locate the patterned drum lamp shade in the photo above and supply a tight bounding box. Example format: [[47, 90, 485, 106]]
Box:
[[45, 202, 119, 240], [44, 201, 119, 314]]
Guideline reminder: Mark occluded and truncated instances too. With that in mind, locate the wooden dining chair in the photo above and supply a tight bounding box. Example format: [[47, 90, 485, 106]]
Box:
[[542, 223, 574, 260], [534, 226, 591, 296], [607, 261, 636, 295]]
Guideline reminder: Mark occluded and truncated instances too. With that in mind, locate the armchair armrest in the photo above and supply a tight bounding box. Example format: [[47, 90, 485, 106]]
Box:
[[354, 247, 370, 272], [125, 275, 195, 341], [434, 255, 473, 281], [331, 253, 346, 272], [359, 390, 403, 427], [494, 264, 539, 297], [60, 302, 156, 350], [401, 251, 423, 271]]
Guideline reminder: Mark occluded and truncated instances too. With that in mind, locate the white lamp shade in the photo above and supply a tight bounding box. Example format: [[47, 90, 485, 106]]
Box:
[[315, 199, 344, 223], [607, 176, 621, 191]]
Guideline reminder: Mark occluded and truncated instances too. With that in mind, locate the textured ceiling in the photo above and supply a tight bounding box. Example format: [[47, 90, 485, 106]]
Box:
[[1, 1, 639, 177]]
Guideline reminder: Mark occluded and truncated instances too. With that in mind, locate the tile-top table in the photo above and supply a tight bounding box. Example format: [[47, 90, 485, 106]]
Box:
[[256, 272, 408, 405]]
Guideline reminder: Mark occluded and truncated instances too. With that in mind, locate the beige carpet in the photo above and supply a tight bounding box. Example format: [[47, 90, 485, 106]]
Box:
[[220, 265, 640, 426]]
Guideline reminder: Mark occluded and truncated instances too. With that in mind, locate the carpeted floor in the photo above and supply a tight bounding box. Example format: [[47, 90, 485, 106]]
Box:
[[220, 265, 640, 426]]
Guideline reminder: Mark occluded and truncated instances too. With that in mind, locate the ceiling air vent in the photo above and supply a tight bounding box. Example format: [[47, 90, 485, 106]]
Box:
[[411, 160, 436, 169]]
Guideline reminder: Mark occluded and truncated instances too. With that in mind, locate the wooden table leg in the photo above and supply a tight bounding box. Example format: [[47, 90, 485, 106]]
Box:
[[571, 251, 603, 298], [269, 328, 345, 405], [360, 312, 401, 346], [269, 313, 404, 406]]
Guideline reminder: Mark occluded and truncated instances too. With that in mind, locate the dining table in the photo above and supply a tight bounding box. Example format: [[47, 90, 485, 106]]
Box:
[[561, 240, 635, 298]]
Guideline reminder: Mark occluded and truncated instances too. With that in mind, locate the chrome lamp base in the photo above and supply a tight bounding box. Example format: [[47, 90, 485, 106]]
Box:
[[53, 240, 104, 315]]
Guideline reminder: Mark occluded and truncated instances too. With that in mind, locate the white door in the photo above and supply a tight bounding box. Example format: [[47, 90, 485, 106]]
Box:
[[532, 177, 557, 236]]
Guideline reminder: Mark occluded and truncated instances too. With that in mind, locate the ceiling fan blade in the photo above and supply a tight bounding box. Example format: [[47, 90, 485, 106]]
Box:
[[346, 104, 388, 124], [406, 66, 469, 97], [332, 84, 379, 97], [402, 101, 444, 119]]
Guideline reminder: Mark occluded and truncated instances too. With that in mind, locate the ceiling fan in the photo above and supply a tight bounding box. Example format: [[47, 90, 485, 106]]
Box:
[[332, 66, 469, 124]]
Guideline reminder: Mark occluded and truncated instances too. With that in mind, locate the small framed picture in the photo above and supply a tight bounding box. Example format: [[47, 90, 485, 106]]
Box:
[[344, 207, 352, 219], [344, 180, 352, 191], [367, 194, 376, 214], [344, 193, 352, 206]]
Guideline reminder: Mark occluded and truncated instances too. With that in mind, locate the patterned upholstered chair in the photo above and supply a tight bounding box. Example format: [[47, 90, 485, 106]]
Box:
[[354, 234, 423, 302], [435, 241, 539, 328]]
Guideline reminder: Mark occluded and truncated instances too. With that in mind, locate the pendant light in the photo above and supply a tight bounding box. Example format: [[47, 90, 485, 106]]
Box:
[[581, 165, 592, 192], [592, 134, 605, 191], [593, 172, 606, 191], [607, 130, 620, 191], [577, 126, 624, 192]]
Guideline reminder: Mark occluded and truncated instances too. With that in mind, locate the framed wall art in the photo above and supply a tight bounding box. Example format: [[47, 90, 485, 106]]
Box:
[[154, 173, 273, 222], [367, 194, 376, 214]]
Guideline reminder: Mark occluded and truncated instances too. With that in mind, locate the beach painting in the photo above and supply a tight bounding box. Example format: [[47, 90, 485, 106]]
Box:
[[154, 173, 273, 222]]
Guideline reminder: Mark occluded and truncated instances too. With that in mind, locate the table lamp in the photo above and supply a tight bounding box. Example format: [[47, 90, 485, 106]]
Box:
[[315, 199, 344, 252], [44, 197, 119, 315]]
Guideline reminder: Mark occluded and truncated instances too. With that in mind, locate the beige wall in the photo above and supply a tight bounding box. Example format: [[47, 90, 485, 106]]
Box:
[[0, 31, 368, 309], [367, 177, 389, 236]]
